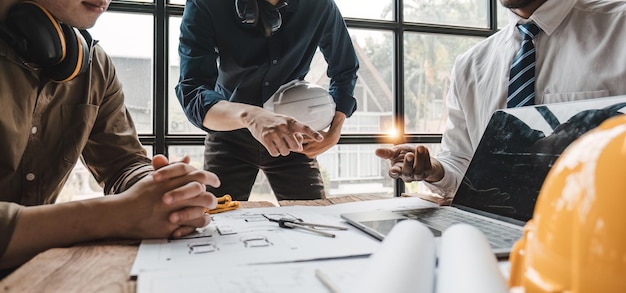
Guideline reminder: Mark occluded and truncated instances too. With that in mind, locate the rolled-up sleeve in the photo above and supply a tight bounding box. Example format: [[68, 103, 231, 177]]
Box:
[[320, 1, 359, 117], [0, 202, 22, 259]]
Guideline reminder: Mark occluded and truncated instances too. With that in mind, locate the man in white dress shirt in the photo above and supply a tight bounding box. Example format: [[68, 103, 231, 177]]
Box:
[[376, 0, 626, 202]]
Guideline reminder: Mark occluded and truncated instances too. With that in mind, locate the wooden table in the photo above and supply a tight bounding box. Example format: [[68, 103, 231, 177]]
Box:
[[0, 195, 387, 293]]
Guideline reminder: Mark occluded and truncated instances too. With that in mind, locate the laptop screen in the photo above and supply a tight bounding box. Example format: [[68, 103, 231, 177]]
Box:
[[451, 96, 626, 223]]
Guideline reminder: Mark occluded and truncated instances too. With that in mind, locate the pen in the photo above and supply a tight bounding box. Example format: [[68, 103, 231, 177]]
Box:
[[283, 221, 337, 238], [296, 221, 349, 230], [315, 268, 343, 293], [263, 215, 347, 238]]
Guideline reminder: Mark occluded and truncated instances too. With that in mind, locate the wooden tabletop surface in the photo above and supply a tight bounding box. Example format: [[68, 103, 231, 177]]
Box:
[[0, 195, 388, 293]]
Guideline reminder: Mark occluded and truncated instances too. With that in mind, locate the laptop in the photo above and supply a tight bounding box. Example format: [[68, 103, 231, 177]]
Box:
[[341, 95, 626, 258]]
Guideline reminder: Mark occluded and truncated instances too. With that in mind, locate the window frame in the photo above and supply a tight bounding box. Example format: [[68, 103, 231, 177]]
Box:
[[107, 0, 503, 197]]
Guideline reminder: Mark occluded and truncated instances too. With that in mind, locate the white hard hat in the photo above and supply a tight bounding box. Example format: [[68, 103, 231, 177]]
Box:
[[264, 80, 336, 131]]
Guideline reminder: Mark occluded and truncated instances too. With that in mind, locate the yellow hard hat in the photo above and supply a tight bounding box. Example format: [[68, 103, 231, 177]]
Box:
[[509, 115, 626, 293]]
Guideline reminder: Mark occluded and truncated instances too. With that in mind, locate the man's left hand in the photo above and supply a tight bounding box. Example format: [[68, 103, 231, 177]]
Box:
[[300, 112, 345, 158]]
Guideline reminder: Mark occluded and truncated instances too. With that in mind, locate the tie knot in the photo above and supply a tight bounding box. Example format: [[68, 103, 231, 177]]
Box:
[[517, 22, 541, 40]]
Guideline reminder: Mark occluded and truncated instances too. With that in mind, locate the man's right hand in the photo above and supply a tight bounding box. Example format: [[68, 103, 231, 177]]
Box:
[[151, 155, 221, 238], [242, 107, 324, 157], [375, 144, 445, 183]]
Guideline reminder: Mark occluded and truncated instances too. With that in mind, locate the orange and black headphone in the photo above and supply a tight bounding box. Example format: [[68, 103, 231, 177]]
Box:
[[235, 0, 288, 37], [0, 1, 93, 82]]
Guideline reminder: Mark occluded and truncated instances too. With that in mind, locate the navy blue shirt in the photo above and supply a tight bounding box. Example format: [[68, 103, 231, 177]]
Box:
[[176, 0, 359, 131]]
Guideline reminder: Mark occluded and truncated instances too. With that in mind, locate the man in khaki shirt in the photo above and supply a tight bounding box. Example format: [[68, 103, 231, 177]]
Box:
[[0, 0, 220, 274]]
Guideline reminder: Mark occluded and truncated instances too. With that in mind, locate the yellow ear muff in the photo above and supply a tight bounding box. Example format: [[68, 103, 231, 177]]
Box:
[[45, 25, 90, 82]]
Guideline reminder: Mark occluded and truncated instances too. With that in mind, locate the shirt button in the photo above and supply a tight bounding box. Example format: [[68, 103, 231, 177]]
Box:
[[31, 126, 38, 134], [264, 81, 270, 86], [272, 59, 278, 64], [26, 173, 36, 181]]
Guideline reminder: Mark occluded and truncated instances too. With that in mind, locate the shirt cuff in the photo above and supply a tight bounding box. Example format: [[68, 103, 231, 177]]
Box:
[[423, 173, 459, 200], [334, 95, 357, 118]]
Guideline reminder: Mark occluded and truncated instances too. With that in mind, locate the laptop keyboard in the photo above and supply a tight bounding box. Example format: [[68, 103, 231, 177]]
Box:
[[398, 208, 523, 249]]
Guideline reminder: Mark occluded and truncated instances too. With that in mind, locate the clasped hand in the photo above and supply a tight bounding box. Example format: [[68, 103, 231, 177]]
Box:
[[245, 108, 324, 157], [119, 155, 220, 239]]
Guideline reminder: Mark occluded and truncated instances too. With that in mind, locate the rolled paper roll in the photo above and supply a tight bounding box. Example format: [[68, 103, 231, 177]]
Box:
[[349, 220, 436, 293], [436, 224, 507, 293]]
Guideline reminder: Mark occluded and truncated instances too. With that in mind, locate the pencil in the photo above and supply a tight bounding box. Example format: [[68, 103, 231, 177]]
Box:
[[315, 268, 342, 293]]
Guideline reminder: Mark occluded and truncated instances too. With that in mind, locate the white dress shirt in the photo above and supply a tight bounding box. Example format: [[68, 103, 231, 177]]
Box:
[[426, 0, 626, 198]]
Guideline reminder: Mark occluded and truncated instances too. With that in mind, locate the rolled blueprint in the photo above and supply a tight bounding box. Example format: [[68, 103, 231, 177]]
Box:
[[436, 224, 507, 293], [349, 220, 436, 293]]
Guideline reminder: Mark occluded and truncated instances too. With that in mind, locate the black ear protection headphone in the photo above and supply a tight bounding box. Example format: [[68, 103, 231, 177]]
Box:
[[235, 0, 288, 37], [0, 1, 93, 82]]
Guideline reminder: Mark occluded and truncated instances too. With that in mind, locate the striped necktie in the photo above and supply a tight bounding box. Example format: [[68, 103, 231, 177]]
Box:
[[507, 22, 541, 108]]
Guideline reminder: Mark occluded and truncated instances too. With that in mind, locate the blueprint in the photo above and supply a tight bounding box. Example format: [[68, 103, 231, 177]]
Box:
[[130, 205, 382, 276]]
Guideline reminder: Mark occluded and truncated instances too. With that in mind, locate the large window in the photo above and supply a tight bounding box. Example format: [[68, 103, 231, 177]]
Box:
[[58, 0, 510, 203]]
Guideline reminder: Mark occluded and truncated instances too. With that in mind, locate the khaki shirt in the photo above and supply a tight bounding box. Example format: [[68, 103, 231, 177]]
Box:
[[0, 40, 152, 258]]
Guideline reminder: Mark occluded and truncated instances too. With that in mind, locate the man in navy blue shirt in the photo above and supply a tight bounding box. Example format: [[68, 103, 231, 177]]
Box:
[[176, 0, 359, 201]]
